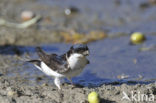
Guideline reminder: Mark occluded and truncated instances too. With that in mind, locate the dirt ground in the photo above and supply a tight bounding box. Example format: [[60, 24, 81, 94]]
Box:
[[0, 52, 155, 103]]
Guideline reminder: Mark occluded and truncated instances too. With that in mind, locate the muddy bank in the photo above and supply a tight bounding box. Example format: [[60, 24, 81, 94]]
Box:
[[0, 0, 156, 45], [0, 0, 106, 45], [0, 54, 155, 103], [0, 74, 156, 103], [0, 0, 61, 45], [0, 27, 62, 45]]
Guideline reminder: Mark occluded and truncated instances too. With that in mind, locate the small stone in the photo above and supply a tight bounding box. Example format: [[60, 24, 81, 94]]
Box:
[[21, 10, 35, 21], [42, 83, 48, 87], [64, 7, 79, 15], [7, 91, 16, 96]]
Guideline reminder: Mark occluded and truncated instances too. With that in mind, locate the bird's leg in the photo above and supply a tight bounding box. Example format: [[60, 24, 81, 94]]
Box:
[[67, 77, 76, 89], [54, 77, 61, 90], [67, 77, 73, 85]]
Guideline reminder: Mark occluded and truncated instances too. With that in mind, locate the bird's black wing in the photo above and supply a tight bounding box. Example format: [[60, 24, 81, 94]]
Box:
[[36, 47, 70, 73]]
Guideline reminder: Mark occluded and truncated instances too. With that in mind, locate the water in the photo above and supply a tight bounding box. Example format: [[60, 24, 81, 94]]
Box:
[[1, 36, 156, 86]]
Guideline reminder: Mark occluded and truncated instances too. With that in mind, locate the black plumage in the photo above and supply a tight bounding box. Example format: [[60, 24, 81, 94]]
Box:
[[27, 47, 69, 73], [28, 45, 89, 74]]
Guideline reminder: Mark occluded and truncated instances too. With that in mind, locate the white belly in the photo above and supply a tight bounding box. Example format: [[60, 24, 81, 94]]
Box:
[[35, 62, 64, 78], [64, 67, 84, 78], [66, 54, 88, 78]]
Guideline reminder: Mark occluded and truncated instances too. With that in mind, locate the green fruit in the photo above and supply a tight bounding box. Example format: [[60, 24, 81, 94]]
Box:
[[130, 32, 146, 44], [88, 91, 100, 103]]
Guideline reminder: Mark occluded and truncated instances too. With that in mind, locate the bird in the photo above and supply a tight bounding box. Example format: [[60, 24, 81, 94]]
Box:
[[27, 44, 90, 89]]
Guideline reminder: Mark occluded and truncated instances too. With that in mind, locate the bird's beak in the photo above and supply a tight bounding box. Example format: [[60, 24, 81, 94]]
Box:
[[83, 50, 89, 56]]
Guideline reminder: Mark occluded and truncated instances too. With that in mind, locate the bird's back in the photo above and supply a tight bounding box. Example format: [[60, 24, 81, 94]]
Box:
[[36, 47, 69, 73]]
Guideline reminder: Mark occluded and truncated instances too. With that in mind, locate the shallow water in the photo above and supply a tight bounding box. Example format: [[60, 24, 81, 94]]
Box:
[[41, 36, 156, 86], [1, 35, 156, 87]]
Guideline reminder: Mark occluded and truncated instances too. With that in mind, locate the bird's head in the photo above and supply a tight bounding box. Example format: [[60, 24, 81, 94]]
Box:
[[67, 44, 89, 58]]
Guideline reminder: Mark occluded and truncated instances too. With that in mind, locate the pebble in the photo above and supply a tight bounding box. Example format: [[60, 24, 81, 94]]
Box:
[[7, 90, 16, 96], [21, 10, 35, 21], [65, 7, 79, 15]]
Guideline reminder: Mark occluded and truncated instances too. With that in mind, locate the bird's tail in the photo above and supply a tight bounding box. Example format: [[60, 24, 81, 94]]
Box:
[[27, 60, 41, 67]]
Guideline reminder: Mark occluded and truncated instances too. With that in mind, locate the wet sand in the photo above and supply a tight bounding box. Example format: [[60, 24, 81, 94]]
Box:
[[0, 54, 155, 103]]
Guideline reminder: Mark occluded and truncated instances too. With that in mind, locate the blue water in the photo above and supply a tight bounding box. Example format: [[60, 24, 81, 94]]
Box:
[[1, 35, 156, 86]]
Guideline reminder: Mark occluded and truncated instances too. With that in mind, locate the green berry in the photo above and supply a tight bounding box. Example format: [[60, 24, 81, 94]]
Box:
[[130, 32, 146, 44], [88, 91, 100, 103]]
